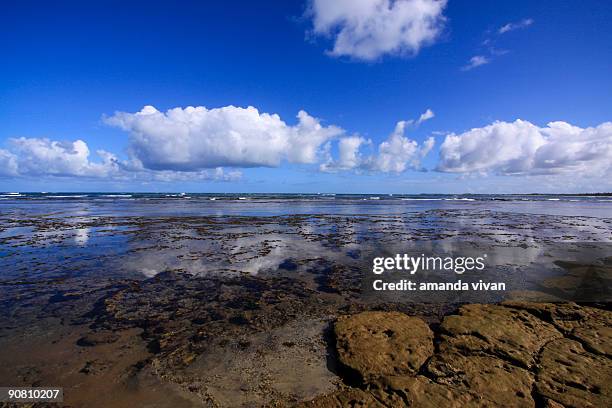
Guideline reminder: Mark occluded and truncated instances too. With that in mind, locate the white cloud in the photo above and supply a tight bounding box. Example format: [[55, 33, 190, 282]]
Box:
[[321, 119, 435, 173], [5, 137, 120, 178], [417, 108, 435, 124], [461, 55, 490, 71], [372, 121, 434, 172], [464, 19, 532, 71], [0, 149, 18, 176], [337, 136, 368, 169], [10, 103, 610, 186], [308, 0, 447, 60], [401, 108, 435, 126], [5, 105, 437, 181], [105, 105, 343, 171], [437, 120, 612, 176], [0, 136, 242, 183], [499, 18, 534, 34]]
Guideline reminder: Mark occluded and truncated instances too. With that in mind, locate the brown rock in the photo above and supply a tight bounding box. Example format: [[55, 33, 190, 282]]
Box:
[[426, 352, 534, 407], [439, 304, 561, 368], [542, 399, 567, 408], [334, 311, 434, 381], [371, 376, 485, 407], [536, 338, 612, 408], [573, 321, 612, 357], [297, 388, 383, 407], [300, 377, 482, 407], [504, 301, 612, 357], [307, 303, 610, 408]]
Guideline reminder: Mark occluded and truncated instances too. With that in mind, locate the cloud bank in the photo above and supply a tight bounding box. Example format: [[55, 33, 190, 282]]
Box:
[[3, 104, 611, 185], [105, 105, 343, 171], [437, 120, 612, 176], [1, 105, 437, 182], [308, 0, 447, 60], [107, 105, 434, 176]]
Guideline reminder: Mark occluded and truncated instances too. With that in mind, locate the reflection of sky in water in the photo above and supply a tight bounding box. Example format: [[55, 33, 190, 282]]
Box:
[[0, 200, 610, 286]]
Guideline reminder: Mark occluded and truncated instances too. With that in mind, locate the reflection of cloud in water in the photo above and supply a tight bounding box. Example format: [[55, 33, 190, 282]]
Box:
[[234, 233, 349, 274], [122, 232, 352, 277], [70, 206, 91, 246], [6, 209, 609, 281], [74, 228, 90, 246], [119, 211, 611, 278]]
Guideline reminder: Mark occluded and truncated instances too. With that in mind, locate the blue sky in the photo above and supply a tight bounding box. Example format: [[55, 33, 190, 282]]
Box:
[[1, 0, 611, 193]]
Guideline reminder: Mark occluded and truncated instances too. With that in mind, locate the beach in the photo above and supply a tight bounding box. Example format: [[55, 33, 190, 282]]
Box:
[[0, 194, 610, 406], [3, 0, 612, 405]]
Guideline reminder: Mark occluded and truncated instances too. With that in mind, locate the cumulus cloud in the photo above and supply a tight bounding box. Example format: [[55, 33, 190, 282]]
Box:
[[373, 121, 435, 171], [461, 55, 490, 71], [4, 105, 438, 180], [7, 105, 438, 181], [437, 120, 612, 176], [321, 119, 435, 173], [336, 136, 368, 170], [3, 137, 120, 178], [308, 0, 447, 60], [499, 18, 534, 34], [10, 102, 610, 185], [105, 105, 343, 171], [0, 149, 18, 176], [0, 136, 242, 183]]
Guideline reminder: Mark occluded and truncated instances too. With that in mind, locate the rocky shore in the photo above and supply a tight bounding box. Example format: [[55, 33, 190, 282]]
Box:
[[0, 273, 610, 407], [301, 302, 611, 408], [0, 209, 610, 407]]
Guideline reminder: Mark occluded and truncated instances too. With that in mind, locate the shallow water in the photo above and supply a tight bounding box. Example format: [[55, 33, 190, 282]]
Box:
[[1, 197, 610, 301]]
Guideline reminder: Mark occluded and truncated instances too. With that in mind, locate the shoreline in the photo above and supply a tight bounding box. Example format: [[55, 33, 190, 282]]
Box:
[[0, 205, 610, 406]]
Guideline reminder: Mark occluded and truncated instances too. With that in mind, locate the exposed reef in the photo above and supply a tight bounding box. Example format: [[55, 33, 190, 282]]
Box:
[[301, 302, 611, 408]]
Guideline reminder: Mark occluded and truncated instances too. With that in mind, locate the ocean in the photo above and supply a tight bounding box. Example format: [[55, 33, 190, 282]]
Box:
[[2, 192, 612, 217]]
